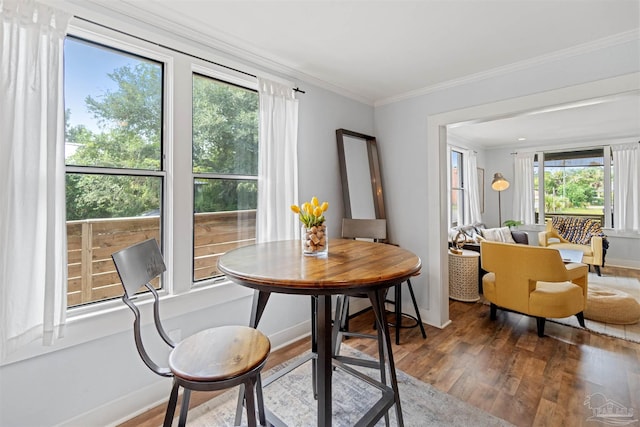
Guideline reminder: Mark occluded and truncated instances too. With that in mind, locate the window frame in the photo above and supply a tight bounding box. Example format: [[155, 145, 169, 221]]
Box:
[[448, 148, 465, 227], [6, 20, 256, 364], [534, 147, 611, 228], [64, 28, 172, 310], [190, 65, 259, 284]]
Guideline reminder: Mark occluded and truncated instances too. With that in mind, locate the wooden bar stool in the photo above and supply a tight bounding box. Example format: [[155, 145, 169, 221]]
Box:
[[337, 219, 427, 345], [112, 239, 270, 427]]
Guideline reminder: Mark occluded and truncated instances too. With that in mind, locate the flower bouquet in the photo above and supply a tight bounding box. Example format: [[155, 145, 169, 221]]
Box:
[[291, 196, 329, 255]]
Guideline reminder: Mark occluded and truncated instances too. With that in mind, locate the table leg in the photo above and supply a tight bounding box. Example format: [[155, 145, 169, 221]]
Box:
[[250, 290, 272, 327], [368, 289, 404, 427], [316, 295, 332, 426], [395, 284, 401, 345], [311, 296, 318, 400]]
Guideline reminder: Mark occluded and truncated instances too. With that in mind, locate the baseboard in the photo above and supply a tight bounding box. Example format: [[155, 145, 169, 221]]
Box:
[[56, 319, 314, 427], [605, 258, 640, 270], [56, 379, 171, 427]]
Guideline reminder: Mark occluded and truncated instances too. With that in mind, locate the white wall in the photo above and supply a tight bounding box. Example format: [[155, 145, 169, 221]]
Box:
[[374, 39, 640, 328]]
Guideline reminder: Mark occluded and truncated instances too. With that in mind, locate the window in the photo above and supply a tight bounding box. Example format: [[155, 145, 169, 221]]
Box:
[[192, 74, 259, 281], [450, 150, 464, 226], [536, 149, 606, 225], [64, 37, 164, 307]]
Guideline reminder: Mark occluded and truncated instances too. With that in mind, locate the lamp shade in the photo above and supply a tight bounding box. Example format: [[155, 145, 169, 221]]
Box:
[[491, 173, 510, 191]]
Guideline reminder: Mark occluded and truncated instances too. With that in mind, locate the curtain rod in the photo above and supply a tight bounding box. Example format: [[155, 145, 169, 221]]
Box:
[[74, 16, 305, 94]]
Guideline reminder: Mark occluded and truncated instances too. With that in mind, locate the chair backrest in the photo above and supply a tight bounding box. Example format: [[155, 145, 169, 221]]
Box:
[[341, 218, 387, 242], [111, 238, 173, 377], [480, 241, 575, 312], [112, 238, 166, 298]]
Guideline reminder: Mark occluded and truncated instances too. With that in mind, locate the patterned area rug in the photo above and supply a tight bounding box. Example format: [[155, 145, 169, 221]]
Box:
[[185, 345, 513, 427], [549, 272, 640, 343]]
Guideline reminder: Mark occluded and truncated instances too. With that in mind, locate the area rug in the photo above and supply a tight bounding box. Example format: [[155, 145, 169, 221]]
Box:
[[549, 272, 640, 343], [185, 345, 513, 427]]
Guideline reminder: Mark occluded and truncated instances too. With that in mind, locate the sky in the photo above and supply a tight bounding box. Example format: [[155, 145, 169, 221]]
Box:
[[64, 37, 139, 133]]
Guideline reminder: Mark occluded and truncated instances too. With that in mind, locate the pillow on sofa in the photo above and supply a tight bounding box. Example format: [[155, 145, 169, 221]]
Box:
[[448, 226, 480, 243], [481, 227, 516, 243]]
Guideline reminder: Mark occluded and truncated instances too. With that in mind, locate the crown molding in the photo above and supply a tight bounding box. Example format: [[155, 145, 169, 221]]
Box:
[[66, 0, 374, 106], [375, 29, 640, 107], [58, 1, 637, 109]]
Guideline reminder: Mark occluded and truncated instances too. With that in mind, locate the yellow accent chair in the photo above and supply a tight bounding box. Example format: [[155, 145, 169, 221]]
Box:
[[480, 241, 589, 337], [538, 217, 605, 276]]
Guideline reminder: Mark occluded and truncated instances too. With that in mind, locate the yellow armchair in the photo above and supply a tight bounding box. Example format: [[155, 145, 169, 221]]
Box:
[[538, 218, 604, 275], [480, 241, 588, 337]]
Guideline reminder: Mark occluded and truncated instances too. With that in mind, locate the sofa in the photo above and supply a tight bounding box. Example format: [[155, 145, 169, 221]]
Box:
[[449, 222, 529, 248], [481, 240, 589, 337], [448, 223, 529, 293], [538, 216, 608, 276]]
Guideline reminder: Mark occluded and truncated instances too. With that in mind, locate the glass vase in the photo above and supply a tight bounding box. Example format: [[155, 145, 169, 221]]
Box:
[[302, 224, 328, 256]]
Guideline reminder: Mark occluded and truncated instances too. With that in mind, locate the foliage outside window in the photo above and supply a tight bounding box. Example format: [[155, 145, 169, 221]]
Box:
[[64, 37, 163, 307], [537, 149, 606, 225], [192, 75, 259, 281]]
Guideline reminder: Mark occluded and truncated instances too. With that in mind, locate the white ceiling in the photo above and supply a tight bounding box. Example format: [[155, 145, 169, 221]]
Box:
[[79, 0, 640, 146], [448, 91, 640, 149]]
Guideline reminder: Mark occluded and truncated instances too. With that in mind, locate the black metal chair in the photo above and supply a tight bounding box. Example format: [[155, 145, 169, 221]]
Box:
[[111, 239, 270, 427], [336, 218, 427, 345]]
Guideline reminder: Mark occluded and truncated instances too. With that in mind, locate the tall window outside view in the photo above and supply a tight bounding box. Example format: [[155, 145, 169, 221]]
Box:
[[64, 37, 163, 307], [191, 75, 259, 281], [542, 150, 605, 224]]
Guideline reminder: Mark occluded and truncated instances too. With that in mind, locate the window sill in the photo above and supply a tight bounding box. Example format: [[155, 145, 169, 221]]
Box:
[[0, 279, 253, 367]]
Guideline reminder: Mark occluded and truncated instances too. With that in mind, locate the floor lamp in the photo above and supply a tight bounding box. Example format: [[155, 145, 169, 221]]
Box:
[[491, 173, 510, 226]]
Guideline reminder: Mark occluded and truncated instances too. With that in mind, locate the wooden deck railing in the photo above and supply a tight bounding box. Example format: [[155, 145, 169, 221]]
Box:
[[536, 212, 605, 226], [67, 210, 256, 307]]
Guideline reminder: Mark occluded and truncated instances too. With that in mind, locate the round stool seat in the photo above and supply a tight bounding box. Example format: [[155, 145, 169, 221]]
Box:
[[169, 325, 270, 382], [585, 284, 640, 325]]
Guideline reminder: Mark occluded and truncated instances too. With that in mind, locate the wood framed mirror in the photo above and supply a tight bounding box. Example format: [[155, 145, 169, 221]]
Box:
[[336, 129, 386, 219]]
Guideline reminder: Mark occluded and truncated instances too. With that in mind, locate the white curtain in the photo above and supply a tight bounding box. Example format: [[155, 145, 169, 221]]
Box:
[[0, 0, 70, 360], [463, 151, 482, 224], [512, 152, 535, 225], [256, 77, 299, 243], [612, 143, 640, 231]]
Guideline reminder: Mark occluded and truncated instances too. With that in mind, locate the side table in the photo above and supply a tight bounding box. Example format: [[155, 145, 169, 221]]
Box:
[[448, 249, 480, 302]]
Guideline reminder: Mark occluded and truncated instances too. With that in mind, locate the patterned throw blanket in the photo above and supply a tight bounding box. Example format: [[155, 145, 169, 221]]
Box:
[[551, 216, 609, 250]]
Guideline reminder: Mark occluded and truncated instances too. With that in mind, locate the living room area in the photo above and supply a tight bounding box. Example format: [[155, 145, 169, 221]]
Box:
[[445, 86, 640, 343]]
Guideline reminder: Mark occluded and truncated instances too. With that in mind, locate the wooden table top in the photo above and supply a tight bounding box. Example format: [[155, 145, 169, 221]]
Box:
[[217, 238, 422, 295]]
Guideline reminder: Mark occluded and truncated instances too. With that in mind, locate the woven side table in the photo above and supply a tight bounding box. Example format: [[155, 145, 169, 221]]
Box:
[[448, 249, 480, 302]]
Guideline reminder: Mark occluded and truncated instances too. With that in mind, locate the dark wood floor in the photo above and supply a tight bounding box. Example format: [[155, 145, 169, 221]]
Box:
[[120, 266, 640, 427]]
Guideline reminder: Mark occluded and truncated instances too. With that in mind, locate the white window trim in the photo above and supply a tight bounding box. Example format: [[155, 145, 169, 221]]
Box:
[[535, 145, 613, 228]]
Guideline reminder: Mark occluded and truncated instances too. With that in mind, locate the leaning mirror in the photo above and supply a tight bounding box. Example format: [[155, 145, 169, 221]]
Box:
[[336, 129, 385, 219]]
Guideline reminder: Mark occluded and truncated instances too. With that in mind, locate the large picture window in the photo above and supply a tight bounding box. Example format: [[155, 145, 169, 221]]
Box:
[[64, 37, 164, 307], [536, 149, 607, 226]]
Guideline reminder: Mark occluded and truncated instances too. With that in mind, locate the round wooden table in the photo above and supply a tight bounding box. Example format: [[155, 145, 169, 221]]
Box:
[[218, 238, 421, 427]]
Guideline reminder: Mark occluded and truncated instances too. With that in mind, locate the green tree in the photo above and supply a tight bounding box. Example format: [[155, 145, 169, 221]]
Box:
[[192, 75, 258, 213], [66, 62, 259, 219], [66, 62, 162, 220], [85, 63, 162, 144], [543, 165, 604, 213]]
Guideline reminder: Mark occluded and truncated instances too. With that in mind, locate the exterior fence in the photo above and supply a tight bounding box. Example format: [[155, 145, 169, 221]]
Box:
[[67, 210, 256, 307], [536, 212, 605, 226]]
